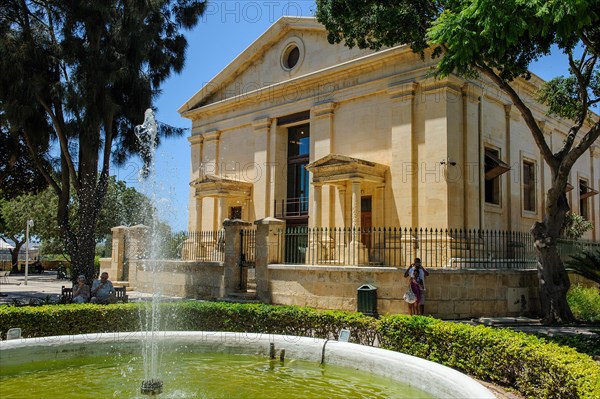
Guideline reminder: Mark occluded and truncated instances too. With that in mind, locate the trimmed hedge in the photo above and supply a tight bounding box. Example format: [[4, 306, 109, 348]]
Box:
[[1, 302, 598, 399], [378, 315, 600, 399]]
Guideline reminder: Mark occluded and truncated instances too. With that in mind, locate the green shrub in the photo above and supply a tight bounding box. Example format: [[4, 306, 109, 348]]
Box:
[[1, 303, 599, 399], [377, 315, 600, 399], [568, 284, 600, 322]]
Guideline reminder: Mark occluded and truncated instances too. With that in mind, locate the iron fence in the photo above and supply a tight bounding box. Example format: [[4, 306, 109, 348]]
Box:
[[240, 227, 256, 267], [277, 227, 600, 269], [158, 230, 225, 262]]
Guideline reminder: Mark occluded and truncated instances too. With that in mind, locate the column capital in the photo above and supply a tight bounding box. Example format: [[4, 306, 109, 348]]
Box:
[[252, 117, 271, 131], [202, 129, 221, 142], [311, 101, 337, 119], [188, 134, 204, 145], [462, 82, 483, 103], [421, 77, 462, 97], [388, 81, 418, 101]]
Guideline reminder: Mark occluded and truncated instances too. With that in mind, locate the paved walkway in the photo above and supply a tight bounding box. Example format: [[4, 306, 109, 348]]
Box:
[[0, 272, 162, 304]]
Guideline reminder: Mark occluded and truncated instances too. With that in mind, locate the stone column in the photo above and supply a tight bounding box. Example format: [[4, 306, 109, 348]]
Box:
[[188, 135, 204, 231], [108, 226, 127, 280], [254, 217, 285, 303], [125, 224, 149, 287], [223, 219, 252, 294], [195, 197, 203, 232], [217, 197, 226, 229]]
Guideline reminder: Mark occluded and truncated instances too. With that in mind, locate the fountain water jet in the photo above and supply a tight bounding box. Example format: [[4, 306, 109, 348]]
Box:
[[134, 108, 163, 395]]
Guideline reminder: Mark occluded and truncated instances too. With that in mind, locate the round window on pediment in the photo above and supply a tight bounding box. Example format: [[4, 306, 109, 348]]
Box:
[[280, 38, 305, 72], [285, 46, 300, 69]]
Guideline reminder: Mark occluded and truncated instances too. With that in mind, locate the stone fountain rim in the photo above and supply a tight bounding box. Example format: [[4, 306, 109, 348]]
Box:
[[0, 331, 495, 399]]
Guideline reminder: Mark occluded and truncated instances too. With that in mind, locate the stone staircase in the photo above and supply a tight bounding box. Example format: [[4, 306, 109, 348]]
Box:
[[217, 268, 260, 304]]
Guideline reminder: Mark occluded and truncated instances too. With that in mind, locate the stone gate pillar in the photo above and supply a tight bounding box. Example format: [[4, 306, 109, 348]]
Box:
[[223, 219, 252, 294], [108, 226, 127, 280], [254, 217, 285, 303]]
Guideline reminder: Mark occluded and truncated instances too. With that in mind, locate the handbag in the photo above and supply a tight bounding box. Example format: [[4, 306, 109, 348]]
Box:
[[403, 288, 417, 304]]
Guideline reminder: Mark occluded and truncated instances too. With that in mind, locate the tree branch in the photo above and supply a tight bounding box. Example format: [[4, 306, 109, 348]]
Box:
[[21, 129, 61, 196], [475, 63, 557, 168], [36, 96, 81, 191], [562, 121, 600, 170], [581, 31, 600, 58]]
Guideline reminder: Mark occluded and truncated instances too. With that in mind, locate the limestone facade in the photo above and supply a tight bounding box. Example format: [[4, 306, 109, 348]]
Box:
[[180, 17, 599, 239]]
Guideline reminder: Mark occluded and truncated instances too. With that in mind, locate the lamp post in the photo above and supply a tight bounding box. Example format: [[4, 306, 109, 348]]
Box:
[[24, 219, 34, 286]]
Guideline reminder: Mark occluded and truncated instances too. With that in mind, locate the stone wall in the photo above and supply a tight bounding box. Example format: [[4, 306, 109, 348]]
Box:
[[268, 265, 540, 319], [128, 259, 224, 299]]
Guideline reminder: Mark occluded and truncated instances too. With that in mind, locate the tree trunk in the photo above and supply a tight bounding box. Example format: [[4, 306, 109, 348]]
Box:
[[9, 241, 23, 271], [531, 188, 575, 324], [532, 225, 574, 323]]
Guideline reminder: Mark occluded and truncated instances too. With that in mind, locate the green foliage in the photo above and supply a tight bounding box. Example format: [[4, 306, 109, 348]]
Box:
[[1, 303, 599, 398], [541, 333, 600, 358], [378, 315, 600, 399], [0, 120, 48, 199], [315, 0, 440, 55], [0, 0, 207, 280], [561, 212, 594, 240], [566, 250, 600, 285], [568, 284, 600, 322]]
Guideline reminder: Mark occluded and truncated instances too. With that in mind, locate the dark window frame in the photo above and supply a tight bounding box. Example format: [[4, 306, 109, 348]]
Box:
[[522, 160, 536, 212], [484, 147, 509, 205]]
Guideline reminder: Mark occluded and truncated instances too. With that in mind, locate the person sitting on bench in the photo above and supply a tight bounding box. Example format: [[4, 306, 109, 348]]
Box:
[[91, 272, 116, 304], [73, 275, 90, 303]]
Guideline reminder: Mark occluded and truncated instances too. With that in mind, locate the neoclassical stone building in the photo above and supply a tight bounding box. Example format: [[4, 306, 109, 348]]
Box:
[[179, 17, 599, 240]]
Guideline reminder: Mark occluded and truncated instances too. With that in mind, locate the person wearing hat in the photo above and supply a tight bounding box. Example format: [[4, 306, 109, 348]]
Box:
[[73, 275, 91, 303]]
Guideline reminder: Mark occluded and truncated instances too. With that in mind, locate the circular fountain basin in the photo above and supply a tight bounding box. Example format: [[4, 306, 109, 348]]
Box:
[[1, 332, 495, 398]]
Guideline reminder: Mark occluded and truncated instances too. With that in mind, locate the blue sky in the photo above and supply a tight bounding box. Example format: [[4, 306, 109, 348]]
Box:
[[118, 1, 572, 232]]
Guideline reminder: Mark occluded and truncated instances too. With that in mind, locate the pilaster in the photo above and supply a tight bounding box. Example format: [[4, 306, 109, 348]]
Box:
[[388, 81, 417, 227], [253, 117, 272, 219]]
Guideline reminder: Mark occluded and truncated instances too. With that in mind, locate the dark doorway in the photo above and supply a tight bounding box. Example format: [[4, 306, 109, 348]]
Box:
[[361, 196, 372, 249], [230, 206, 242, 220]]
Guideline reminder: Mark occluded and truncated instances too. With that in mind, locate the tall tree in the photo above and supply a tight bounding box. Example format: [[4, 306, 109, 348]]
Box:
[[0, 112, 49, 199], [0, 1, 206, 281], [316, 0, 600, 323], [0, 191, 53, 268]]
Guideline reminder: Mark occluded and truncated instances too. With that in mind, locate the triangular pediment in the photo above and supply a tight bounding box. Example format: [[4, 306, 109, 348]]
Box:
[[306, 154, 388, 185], [307, 154, 378, 169], [190, 175, 252, 198], [179, 17, 377, 116]]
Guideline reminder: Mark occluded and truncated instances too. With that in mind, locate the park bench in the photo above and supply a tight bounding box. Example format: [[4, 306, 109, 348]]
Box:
[[61, 285, 128, 303]]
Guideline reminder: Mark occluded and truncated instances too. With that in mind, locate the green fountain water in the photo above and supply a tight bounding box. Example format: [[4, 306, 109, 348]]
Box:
[[0, 349, 433, 399]]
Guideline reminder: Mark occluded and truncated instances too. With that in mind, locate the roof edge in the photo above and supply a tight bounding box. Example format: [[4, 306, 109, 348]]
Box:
[[178, 16, 323, 115]]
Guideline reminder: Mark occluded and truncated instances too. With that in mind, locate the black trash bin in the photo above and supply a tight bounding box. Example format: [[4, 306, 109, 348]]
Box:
[[357, 284, 378, 317]]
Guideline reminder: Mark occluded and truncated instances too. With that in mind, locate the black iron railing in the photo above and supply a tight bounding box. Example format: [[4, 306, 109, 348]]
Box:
[[159, 230, 225, 262], [276, 227, 600, 269], [240, 227, 256, 266], [274, 197, 309, 218]]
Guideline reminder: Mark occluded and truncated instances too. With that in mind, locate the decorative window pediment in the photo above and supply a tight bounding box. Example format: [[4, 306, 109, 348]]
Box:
[[484, 151, 511, 181], [190, 175, 252, 198], [580, 184, 599, 200], [306, 154, 387, 184]]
